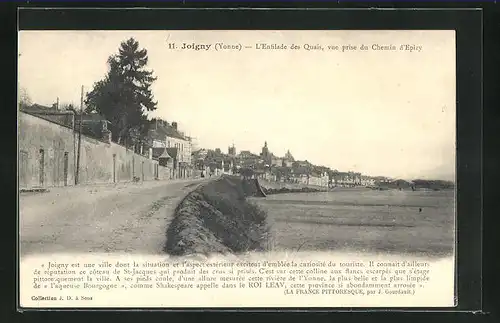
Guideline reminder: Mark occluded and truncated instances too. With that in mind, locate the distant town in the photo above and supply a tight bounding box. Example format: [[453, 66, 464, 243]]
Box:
[[18, 37, 453, 192], [19, 100, 454, 191]]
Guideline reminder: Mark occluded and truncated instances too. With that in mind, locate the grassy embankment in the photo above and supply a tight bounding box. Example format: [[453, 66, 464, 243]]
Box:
[[164, 176, 272, 256]]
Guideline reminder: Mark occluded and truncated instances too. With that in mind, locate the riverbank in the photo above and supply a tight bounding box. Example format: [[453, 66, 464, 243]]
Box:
[[163, 176, 454, 258], [164, 176, 272, 256], [258, 179, 328, 195]]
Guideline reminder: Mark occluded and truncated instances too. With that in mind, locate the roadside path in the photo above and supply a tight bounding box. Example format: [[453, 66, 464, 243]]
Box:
[[19, 178, 208, 257]]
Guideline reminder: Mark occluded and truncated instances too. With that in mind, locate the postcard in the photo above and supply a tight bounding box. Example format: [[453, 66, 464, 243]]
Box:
[[18, 29, 456, 308]]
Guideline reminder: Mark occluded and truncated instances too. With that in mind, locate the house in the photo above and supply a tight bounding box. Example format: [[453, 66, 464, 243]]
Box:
[[297, 174, 309, 185], [21, 105, 114, 143], [192, 150, 206, 171], [239, 150, 256, 159], [222, 158, 234, 174], [353, 172, 362, 185], [306, 171, 329, 187], [282, 150, 294, 168], [308, 173, 320, 186], [149, 120, 191, 163], [258, 170, 276, 182], [270, 155, 281, 167], [332, 172, 362, 187], [20, 104, 75, 129], [373, 176, 392, 186], [294, 160, 311, 169], [333, 172, 351, 187], [77, 112, 113, 143], [152, 148, 174, 167], [148, 119, 192, 178], [236, 150, 260, 168], [361, 176, 376, 187], [192, 148, 208, 161], [392, 179, 413, 189], [320, 172, 329, 187], [152, 147, 177, 179]]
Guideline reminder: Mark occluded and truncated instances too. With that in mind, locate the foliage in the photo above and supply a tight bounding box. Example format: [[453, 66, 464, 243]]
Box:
[[206, 149, 224, 160], [272, 166, 292, 181], [60, 103, 76, 111], [239, 167, 255, 179], [313, 165, 331, 175], [19, 87, 32, 108], [84, 37, 158, 144]]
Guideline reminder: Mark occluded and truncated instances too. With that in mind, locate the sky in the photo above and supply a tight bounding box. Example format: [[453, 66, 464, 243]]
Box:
[[18, 30, 456, 180]]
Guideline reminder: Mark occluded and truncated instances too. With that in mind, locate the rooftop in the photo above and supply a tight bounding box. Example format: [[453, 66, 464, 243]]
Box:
[[152, 148, 174, 159], [165, 147, 178, 159], [19, 104, 76, 128], [20, 104, 64, 114], [80, 113, 111, 123], [148, 120, 186, 141]]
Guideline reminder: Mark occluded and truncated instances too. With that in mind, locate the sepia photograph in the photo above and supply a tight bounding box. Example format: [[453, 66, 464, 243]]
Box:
[[18, 29, 456, 308]]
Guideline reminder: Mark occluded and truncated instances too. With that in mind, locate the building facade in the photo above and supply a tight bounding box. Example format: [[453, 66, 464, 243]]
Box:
[[282, 150, 294, 167], [149, 120, 192, 178], [361, 176, 376, 187]]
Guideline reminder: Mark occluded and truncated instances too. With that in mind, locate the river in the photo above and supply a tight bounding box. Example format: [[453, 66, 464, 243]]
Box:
[[250, 188, 455, 258]]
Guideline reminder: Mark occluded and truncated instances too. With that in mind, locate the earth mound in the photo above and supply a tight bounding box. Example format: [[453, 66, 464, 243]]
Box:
[[164, 176, 272, 256]]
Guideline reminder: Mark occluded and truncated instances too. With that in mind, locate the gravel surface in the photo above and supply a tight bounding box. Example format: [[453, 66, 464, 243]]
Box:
[[19, 178, 207, 256]]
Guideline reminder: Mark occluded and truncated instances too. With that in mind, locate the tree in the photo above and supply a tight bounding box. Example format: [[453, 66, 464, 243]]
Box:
[[60, 103, 76, 111], [19, 87, 32, 108], [239, 167, 254, 180], [206, 149, 224, 160], [273, 166, 291, 182], [85, 38, 158, 145]]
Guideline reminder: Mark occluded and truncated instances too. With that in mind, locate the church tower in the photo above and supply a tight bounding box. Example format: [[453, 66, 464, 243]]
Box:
[[261, 141, 272, 164], [228, 143, 236, 156]]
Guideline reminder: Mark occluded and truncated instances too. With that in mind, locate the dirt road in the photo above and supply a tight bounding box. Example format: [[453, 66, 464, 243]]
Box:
[[19, 178, 207, 257]]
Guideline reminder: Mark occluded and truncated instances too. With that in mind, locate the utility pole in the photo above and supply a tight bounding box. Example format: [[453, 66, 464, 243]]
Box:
[[75, 85, 84, 185]]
